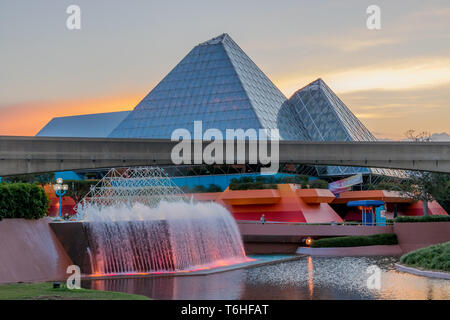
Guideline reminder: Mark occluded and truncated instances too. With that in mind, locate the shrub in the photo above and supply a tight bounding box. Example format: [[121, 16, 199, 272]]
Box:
[[310, 233, 398, 248], [0, 183, 49, 220], [308, 179, 329, 189], [65, 180, 99, 202], [400, 242, 450, 272], [229, 175, 312, 190], [181, 184, 223, 193], [394, 215, 450, 223]]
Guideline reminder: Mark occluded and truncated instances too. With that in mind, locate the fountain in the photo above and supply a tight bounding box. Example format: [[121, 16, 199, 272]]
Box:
[[76, 167, 249, 276]]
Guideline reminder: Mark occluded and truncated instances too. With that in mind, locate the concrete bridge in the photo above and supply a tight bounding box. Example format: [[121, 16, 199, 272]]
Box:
[[0, 136, 449, 176]]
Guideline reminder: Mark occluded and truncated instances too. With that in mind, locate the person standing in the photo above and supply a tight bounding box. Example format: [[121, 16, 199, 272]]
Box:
[[260, 214, 266, 225]]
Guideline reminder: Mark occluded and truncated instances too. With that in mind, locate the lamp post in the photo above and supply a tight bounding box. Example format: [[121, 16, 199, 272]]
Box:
[[53, 178, 68, 218]]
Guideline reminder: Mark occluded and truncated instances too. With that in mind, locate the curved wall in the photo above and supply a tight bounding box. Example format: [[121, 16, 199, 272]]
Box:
[[0, 218, 72, 284], [394, 222, 450, 253]]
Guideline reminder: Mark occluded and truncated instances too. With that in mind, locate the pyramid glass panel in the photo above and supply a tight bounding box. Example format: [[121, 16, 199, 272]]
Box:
[[288, 79, 402, 176], [109, 34, 309, 141]]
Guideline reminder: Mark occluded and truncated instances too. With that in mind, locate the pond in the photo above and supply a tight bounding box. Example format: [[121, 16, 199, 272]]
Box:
[[81, 256, 449, 300]]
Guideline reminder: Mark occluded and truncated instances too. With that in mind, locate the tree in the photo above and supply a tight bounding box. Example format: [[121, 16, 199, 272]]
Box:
[[400, 172, 449, 216], [2, 172, 55, 184], [65, 180, 99, 203], [308, 179, 329, 189], [400, 130, 449, 216]]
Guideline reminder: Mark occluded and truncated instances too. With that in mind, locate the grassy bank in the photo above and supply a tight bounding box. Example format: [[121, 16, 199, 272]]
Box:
[[400, 241, 450, 272], [0, 282, 149, 300], [311, 233, 398, 248]]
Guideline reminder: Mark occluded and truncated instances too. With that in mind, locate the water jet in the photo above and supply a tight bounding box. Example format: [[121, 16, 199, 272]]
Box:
[[54, 167, 250, 277]]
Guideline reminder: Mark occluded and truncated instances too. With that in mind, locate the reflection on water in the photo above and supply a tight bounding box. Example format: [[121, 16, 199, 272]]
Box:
[[82, 256, 450, 300], [85, 270, 246, 300]]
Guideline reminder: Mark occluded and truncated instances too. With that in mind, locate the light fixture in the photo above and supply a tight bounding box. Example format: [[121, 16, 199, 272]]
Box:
[[305, 237, 313, 246], [53, 178, 68, 218]]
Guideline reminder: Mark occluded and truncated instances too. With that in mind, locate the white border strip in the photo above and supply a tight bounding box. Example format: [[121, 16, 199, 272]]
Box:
[[395, 263, 450, 280]]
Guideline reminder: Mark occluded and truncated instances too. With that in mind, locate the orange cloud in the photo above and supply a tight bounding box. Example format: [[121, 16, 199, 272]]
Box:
[[0, 93, 143, 136]]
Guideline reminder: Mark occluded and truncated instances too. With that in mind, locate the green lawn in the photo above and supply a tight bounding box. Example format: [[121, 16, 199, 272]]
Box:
[[0, 282, 149, 300], [400, 241, 450, 272]]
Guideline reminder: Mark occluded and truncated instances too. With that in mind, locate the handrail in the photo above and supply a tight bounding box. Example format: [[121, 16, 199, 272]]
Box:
[[236, 220, 394, 226]]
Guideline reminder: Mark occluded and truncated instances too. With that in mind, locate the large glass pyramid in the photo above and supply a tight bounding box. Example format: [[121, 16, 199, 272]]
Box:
[[288, 78, 400, 176], [108, 34, 402, 178], [109, 34, 309, 140]]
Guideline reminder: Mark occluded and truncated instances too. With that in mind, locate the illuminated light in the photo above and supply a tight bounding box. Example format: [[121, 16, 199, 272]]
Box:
[[305, 237, 313, 246]]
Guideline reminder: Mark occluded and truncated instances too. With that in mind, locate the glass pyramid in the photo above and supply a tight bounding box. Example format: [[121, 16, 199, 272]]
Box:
[[109, 34, 309, 140], [288, 78, 401, 176]]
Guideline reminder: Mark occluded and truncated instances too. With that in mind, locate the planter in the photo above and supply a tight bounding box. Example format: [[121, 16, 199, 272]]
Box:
[[0, 218, 72, 284], [395, 263, 450, 280], [296, 245, 403, 257]]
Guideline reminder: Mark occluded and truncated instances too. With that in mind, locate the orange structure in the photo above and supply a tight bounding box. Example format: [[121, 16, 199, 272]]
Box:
[[43, 183, 447, 221], [191, 184, 343, 223], [188, 186, 447, 223], [404, 201, 448, 216]]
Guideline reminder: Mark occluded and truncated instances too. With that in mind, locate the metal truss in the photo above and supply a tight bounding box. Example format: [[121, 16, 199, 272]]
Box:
[[75, 167, 187, 220]]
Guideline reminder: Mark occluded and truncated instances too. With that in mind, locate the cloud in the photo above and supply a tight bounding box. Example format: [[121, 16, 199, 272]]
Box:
[[303, 35, 401, 53], [431, 132, 450, 141], [326, 58, 450, 93]]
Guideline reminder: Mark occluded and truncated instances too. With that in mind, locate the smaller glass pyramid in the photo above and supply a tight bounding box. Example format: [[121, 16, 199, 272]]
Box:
[[288, 79, 403, 176]]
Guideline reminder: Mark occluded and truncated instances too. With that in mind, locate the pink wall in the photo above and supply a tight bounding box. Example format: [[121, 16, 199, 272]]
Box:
[[394, 222, 450, 253], [297, 245, 403, 256], [238, 222, 393, 237], [0, 218, 72, 283]]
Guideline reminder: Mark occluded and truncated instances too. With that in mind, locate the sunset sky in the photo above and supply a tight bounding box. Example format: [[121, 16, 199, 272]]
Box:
[[1, 0, 450, 140]]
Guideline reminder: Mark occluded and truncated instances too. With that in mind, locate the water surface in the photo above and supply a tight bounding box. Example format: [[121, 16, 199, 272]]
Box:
[[82, 256, 450, 300]]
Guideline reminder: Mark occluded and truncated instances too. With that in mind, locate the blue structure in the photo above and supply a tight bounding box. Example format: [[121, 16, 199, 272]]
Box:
[[347, 200, 386, 226], [170, 172, 308, 191], [37, 111, 130, 138]]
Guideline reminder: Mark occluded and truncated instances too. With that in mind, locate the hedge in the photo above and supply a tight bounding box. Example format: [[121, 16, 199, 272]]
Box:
[[181, 184, 223, 193], [400, 241, 450, 272], [310, 233, 398, 248], [228, 175, 327, 190], [0, 183, 49, 220], [394, 215, 450, 223]]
